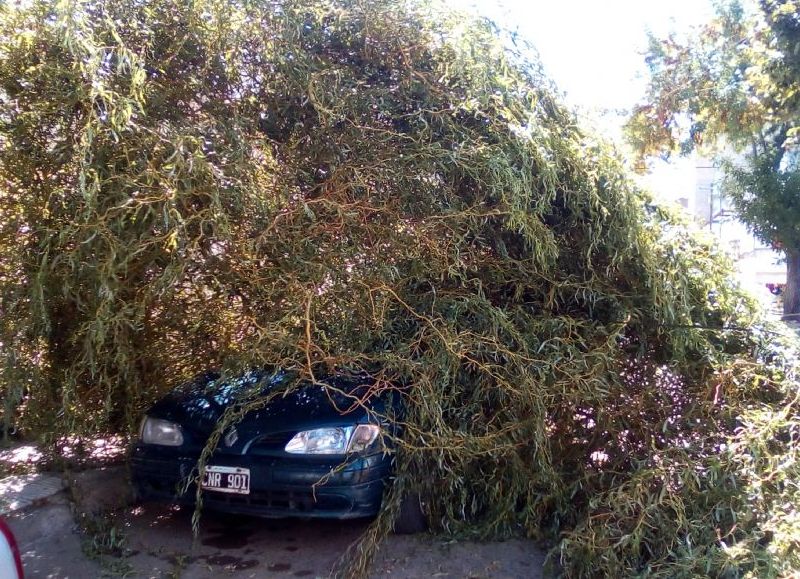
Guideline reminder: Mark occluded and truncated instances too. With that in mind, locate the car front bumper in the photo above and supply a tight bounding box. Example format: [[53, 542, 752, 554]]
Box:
[[131, 445, 391, 519]]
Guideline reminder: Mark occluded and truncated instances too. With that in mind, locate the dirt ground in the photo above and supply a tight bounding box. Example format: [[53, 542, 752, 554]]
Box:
[[5, 467, 547, 578]]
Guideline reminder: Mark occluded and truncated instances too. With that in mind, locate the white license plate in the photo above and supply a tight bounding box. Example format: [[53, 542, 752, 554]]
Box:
[[201, 466, 250, 495]]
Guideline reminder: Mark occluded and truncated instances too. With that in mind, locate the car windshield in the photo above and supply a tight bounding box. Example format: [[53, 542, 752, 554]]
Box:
[[198, 368, 295, 406], [169, 368, 379, 423]]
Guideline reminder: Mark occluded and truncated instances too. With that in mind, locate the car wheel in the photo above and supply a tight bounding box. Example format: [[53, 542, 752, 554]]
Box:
[[128, 479, 142, 505], [393, 492, 427, 535]]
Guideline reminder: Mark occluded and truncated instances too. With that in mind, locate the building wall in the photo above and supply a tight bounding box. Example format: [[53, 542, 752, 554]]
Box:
[[692, 159, 785, 288]]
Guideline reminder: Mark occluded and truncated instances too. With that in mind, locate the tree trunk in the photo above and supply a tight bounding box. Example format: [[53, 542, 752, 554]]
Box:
[[784, 250, 800, 319]]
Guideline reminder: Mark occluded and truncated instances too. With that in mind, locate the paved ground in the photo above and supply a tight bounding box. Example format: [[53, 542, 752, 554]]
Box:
[[8, 494, 101, 578], [2, 467, 547, 578], [0, 473, 65, 514]]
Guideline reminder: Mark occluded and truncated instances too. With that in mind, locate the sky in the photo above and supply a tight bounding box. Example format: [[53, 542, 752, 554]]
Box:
[[450, 0, 716, 117], [491, 1, 715, 112], [447, 0, 719, 202]]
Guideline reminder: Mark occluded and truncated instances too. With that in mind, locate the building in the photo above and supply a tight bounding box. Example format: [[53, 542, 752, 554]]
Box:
[[693, 160, 785, 289], [638, 156, 785, 306]]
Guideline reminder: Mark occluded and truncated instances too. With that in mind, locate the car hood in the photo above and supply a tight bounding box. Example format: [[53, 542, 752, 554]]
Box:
[[146, 370, 388, 449]]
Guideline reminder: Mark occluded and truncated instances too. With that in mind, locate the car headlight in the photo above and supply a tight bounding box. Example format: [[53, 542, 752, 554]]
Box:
[[140, 417, 184, 446], [284, 424, 380, 455]]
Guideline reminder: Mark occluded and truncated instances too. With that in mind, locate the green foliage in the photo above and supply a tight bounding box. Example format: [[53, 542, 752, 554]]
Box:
[[625, 1, 763, 160], [625, 0, 800, 159], [758, 0, 800, 136], [77, 509, 134, 575], [0, 0, 798, 577], [626, 0, 800, 315], [723, 151, 800, 251]]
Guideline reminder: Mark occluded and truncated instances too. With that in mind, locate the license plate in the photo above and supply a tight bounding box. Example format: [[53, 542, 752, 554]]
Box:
[[201, 466, 250, 495]]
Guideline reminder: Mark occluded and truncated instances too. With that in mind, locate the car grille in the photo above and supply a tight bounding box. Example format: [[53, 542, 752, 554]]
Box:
[[246, 431, 295, 454]]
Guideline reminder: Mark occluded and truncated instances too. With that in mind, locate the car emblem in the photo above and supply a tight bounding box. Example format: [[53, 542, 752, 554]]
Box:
[[224, 426, 239, 447]]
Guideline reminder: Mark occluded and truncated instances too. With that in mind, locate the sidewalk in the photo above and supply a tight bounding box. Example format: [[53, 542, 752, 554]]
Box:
[[0, 473, 65, 515], [2, 465, 546, 578]]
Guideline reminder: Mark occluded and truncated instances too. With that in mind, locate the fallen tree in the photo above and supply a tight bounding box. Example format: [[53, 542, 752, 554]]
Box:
[[0, 0, 797, 576]]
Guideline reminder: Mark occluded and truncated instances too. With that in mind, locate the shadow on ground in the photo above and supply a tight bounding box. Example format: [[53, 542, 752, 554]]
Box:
[[5, 466, 545, 578]]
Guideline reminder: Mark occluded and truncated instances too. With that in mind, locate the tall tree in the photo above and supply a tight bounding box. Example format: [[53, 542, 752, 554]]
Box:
[[626, 0, 800, 317]]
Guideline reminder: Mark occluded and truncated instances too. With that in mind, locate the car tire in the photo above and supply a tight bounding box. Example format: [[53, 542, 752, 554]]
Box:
[[393, 492, 427, 535], [128, 479, 142, 505]]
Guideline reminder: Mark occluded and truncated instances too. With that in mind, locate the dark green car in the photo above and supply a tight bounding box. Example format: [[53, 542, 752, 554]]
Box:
[[132, 370, 398, 520]]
